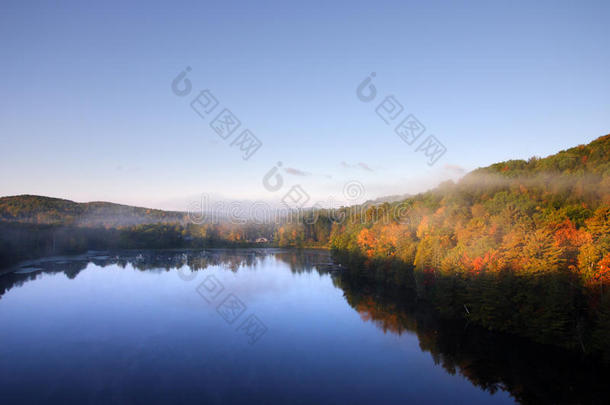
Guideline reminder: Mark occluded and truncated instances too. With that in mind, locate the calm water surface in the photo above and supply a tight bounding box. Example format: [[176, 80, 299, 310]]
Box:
[[0, 249, 607, 404]]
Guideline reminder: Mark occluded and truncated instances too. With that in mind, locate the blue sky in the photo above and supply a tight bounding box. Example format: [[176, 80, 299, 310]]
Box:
[[1, 0, 609, 210]]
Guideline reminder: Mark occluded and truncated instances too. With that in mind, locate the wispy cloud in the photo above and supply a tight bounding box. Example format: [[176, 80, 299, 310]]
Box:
[[284, 167, 311, 176], [357, 162, 373, 172], [341, 161, 375, 172]]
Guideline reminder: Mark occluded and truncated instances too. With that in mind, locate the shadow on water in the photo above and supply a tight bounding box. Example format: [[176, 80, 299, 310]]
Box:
[[1, 248, 609, 404]]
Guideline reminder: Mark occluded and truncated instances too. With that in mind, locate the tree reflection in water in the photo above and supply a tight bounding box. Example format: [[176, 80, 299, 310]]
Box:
[[1, 248, 609, 404]]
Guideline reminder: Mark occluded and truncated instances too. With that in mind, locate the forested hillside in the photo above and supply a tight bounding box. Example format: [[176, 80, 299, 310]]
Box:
[[327, 134, 610, 282], [0, 195, 187, 226], [323, 134, 610, 357]]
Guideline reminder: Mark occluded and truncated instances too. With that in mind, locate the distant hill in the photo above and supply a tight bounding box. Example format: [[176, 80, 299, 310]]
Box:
[[2, 135, 609, 229], [363, 193, 412, 206], [0, 195, 186, 227]]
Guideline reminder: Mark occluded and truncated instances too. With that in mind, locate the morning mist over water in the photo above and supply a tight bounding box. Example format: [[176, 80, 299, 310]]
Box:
[[1, 1, 609, 404]]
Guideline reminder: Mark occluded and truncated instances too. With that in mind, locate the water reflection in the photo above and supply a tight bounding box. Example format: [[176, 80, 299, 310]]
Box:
[[335, 274, 610, 404], [0, 249, 339, 301], [1, 249, 608, 404]]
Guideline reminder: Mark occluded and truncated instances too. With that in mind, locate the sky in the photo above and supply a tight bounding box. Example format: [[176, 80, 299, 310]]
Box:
[[1, 0, 609, 210]]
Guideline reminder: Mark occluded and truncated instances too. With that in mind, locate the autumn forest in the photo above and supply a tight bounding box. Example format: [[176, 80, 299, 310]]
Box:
[[1, 134, 610, 359]]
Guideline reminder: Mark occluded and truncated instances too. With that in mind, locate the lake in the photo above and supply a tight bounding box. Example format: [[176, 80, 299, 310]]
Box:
[[0, 249, 608, 404]]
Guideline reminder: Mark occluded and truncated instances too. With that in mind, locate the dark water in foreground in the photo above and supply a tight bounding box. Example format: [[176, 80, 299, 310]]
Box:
[[0, 249, 608, 404]]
